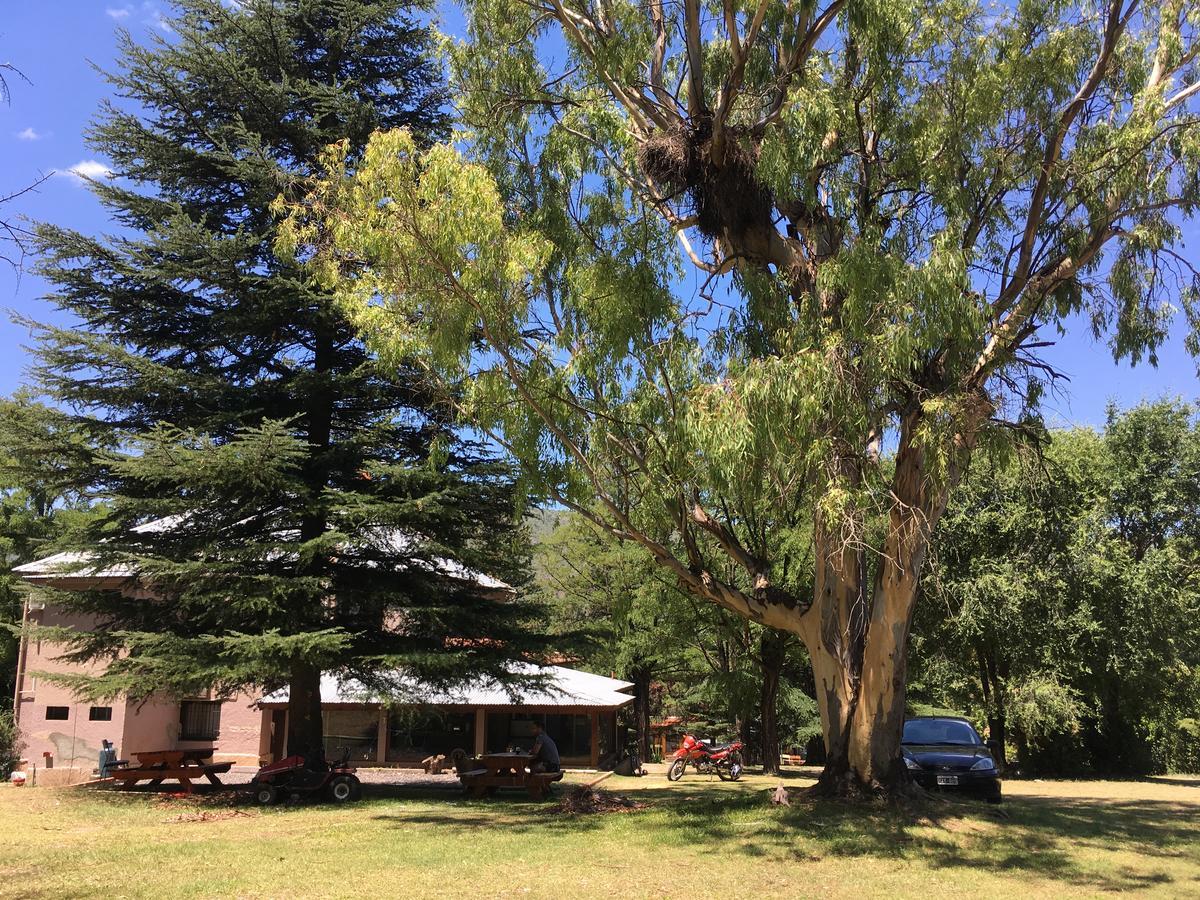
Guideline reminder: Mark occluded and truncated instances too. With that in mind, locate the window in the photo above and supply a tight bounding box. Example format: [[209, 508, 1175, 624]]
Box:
[[323, 707, 379, 762], [387, 709, 473, 761], [89, 706, 113, 722], [486, 712, 592, 759], [45, 706, 69, 721], [901, 718, 981, 747], [179, 700, 221, 741]]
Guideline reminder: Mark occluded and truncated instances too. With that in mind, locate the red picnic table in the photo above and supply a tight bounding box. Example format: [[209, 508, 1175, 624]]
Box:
[[458, 752, 563, 800], [107, 748, 232, 793]]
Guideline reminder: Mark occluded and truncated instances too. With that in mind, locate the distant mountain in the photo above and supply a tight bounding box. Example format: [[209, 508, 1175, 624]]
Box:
[[526, 507, 570, 545]]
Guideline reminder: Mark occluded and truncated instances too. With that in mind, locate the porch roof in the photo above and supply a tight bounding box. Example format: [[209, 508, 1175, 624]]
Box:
[[259, 664, 635, 709]]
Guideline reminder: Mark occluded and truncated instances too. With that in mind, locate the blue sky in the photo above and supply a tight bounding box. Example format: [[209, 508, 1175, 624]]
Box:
[[1, 1, 1197, 429]]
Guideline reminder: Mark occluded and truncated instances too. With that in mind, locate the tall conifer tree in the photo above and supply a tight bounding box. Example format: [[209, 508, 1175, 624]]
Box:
[[25, 0, 542, 754]]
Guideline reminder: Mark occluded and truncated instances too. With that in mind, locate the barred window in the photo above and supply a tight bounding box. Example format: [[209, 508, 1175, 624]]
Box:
[[179, 700, 221, 741], [45, 706, 69, 721], [89, 706, 113, 721]]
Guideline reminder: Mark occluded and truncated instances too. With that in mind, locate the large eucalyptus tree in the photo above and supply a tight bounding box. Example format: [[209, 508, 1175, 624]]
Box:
[[283, 0, 1200, 793]]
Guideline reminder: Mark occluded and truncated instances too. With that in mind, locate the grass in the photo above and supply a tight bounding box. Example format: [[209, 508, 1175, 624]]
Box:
[[1, 770, 1198, 899]]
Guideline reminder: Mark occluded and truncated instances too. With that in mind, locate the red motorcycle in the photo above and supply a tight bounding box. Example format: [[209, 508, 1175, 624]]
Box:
[[667, 734, 745, 782]]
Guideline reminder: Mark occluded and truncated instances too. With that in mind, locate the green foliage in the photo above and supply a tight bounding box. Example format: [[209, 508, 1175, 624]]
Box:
[[0, 397, 99, 708], [281, 0, 1198, 780], [291, 0, 1200, 525], [281, 0, 1199, 647], [532, 510, 818, 759], [1006, 675, 1084, 749], [18, 0, 547, 747], [0, 709, 22, 778], [915, 399, 1200, 774]]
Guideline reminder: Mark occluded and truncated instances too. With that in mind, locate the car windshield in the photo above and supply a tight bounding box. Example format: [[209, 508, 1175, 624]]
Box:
[[902, 719, 981, 746]]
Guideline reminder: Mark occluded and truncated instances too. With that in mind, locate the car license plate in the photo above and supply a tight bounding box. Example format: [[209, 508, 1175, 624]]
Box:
[[936, 775, 959, 786]]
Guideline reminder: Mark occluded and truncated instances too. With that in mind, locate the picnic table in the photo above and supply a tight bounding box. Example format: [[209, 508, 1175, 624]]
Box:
[[106, 747, 233, 793], [459, 752, 563, 800]]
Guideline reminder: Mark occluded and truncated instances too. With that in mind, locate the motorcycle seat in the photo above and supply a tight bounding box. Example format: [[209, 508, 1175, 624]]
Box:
[[705, 743, 734, 752]]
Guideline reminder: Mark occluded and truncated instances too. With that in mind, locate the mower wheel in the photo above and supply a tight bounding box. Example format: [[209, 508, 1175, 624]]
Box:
[[253, 782, 280, 806], [328, 774, 359, 803]]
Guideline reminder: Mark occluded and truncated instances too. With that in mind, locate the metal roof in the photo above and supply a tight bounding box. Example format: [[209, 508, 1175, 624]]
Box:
[[12, 519, 509, 590], [259, 664, 635, 709]]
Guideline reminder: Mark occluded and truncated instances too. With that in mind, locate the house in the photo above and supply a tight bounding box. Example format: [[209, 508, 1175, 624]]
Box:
[[11, 543, 633, 777], [258, 664, 634, 768]]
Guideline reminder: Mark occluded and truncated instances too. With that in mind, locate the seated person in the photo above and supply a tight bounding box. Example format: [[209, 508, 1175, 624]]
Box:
[[528, 721, 561, 773]]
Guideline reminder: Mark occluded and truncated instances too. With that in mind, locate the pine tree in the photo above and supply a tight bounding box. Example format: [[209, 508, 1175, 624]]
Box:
[[0, 397, 99, 707], [25, 0, 544, 754]]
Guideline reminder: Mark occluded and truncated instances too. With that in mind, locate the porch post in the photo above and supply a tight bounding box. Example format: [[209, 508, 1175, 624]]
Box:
[[375, 706, 387, 765], [257, 708, 272, 764], [589, 711, 600, 768], [474, 707, 486, 756]]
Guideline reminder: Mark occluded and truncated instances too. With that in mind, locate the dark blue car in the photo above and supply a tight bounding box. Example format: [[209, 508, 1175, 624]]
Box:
[[902, 716, 1002, 803]]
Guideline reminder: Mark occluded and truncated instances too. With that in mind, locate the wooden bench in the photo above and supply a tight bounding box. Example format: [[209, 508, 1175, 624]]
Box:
[[526, 770, 564, 801], [459, 752, 564, 800], [107, 748, 232, 793]]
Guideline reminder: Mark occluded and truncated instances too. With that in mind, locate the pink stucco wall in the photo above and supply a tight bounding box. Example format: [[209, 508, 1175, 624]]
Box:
[[15, 601, 267, 768], [15, 604, 126, 769], [208, 692, 268, 764]]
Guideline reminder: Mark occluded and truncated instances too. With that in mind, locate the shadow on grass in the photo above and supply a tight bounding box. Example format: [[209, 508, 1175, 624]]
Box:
[[354, 777, 1199, 893], [86, 772, 1200, 893]]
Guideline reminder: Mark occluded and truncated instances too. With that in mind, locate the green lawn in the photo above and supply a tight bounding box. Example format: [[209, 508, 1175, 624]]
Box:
[[2, 771, 1198, 898]]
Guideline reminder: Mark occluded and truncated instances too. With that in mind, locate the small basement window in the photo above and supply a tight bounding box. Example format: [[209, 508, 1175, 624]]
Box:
[[89, 706, 113, 722], [179, 700, 221, 741], [45, 706, 69, 720]]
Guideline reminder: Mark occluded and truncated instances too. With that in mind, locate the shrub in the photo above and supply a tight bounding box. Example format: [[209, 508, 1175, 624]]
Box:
[[0, 709, 24, 779]]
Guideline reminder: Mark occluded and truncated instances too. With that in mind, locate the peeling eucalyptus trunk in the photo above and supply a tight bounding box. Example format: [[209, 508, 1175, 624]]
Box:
[[806, 529, 867, 792], [797, 410, 974, 797]]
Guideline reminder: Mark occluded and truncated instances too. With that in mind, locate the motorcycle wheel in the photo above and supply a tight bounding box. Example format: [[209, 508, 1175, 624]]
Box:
[[667, 758, 687, 782], [718, 751, 744, 782]]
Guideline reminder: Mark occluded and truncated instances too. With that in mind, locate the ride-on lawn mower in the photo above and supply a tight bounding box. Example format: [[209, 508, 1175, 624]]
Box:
[[249, 746, 362, 805]]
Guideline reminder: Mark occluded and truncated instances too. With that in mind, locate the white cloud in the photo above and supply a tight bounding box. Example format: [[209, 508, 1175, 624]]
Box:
[[105, 6, 131, 19], [17, 127, 41, 141], [138, 2, 175, 34], [57, 160, 114, 184]]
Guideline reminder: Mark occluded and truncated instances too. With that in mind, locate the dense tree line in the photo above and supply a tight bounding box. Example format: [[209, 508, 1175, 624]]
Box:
[[912, 399, 1200, 775], [1, 0, 1197, 791], [533, 400, 1199, 777], [533, 511, 818, 774], [285, 0, 1200, 794]]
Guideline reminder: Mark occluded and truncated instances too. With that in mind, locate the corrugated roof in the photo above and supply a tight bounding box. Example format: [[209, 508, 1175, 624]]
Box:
[[12, 520, 509, 590], [13, 550, 129, 581], [259, 663, 635, 709]]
